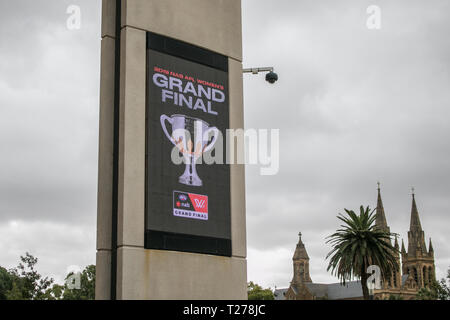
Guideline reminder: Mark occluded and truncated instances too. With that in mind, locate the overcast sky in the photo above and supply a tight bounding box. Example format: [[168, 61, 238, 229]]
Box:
[[1, 0, 449, 290]]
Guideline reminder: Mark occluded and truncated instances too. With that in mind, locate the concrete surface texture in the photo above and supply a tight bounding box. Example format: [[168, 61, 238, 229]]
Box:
[[96, 0, 246, 300]]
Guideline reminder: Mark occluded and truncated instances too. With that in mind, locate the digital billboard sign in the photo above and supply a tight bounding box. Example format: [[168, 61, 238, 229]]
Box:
[[145, 33, 231, 256]]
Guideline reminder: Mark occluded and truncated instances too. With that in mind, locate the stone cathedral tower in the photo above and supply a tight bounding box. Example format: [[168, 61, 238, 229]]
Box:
[[291, 232, 312, 284], [374, 185, 402, 290], [401, 191, 436, 288], [284, 232, 315, 300]]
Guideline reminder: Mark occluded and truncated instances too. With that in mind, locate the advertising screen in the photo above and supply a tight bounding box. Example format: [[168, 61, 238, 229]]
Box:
[[145, 33, 231, 256]]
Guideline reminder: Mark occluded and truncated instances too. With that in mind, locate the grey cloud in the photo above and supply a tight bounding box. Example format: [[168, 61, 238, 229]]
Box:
[[243, 0, 450, 285], [0, 0, 101, 223]]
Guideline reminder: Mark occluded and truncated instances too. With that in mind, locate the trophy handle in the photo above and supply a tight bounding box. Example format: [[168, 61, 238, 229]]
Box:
[[160, 114, 176, 145], [203, 127, 220, 153]]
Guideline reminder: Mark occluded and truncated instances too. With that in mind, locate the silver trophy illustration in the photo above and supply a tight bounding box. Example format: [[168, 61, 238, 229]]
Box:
[[160, 114, 219, 187]]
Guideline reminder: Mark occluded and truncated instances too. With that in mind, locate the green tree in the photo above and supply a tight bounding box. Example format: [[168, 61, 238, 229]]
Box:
[[247, 281, 274, 300], [50, 283, 65, 300], [326, 206, 399, 300], [0, 266, 15, 300], [444, 266, 450, 299], [5, 252, 55, 300], [416, 267, 450, 300], [61, 265, 95, 300], [0, 253, 95, 300]]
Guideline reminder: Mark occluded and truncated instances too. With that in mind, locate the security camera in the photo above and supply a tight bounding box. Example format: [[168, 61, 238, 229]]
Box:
[[265, 71, 278, 84], [243, 67, 279, 84]]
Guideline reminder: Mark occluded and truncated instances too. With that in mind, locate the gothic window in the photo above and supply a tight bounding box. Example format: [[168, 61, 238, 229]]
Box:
[[428, 267, 433, 284], [413, 268, 418, 284], [423, 266, 428, 286], [393, 270, 397, 287]]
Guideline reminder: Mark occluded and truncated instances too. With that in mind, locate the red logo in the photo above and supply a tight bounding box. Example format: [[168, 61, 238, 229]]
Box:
[[188, 193, 208, 213]]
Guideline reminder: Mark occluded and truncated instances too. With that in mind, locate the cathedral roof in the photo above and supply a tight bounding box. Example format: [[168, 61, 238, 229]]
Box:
[[324, 281, 363, 300], [283, 274, 412, 300], [281, 274, 414, 300], [282, 280, 364, 300], [304, 283, 328, 298]]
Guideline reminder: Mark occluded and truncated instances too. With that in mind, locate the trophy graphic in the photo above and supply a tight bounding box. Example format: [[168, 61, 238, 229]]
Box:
[[160, 114, 220, 187]]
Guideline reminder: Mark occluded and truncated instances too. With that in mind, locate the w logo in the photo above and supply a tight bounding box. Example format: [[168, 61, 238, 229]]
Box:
[[194, 199, 206, 208], [188, 193, 208, 213]]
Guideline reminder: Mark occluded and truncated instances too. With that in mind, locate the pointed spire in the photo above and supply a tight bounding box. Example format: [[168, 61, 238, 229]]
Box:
[[401, 239, 406, 254], [293, 232, 309, 260], [428, 238, 434, 253], [407, 189, 427, 256], [394, 235, 399, 249], [409, 189, 423, 232], [375, 182, 390, 234]]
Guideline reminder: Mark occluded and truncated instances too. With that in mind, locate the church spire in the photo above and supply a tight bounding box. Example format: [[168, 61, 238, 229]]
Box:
[[407, 189, 427, 256], [401, 239, 406, 255], [291, 232, 312, 284], [409, 188, 423, 232], [428, 238, 434, 255], [402, 189, 436, 289], [293, 232, 309, 260], [375, 182, 390, 234]]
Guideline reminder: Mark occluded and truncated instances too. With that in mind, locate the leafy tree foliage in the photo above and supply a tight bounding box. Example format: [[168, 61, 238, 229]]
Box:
[[0, 266, 14, 300], [61, 265, 95, 300], [247, 281, 274, 300], [416, 268, 450, 300], [0, 253, 95, 300], [2, 252, 55, 300], [326, 206, 399, 300]]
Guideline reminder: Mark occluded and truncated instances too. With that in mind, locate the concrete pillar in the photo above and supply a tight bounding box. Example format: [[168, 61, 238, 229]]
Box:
[[95, 0, 116, 300], [96, 0, 246, 300]]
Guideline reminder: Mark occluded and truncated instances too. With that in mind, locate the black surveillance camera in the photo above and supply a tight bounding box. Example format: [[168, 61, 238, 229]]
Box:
[[265, 71, 278, 84]]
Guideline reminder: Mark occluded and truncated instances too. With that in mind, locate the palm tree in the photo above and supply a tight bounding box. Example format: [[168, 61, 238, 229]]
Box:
[[326, 206, 399, 300]]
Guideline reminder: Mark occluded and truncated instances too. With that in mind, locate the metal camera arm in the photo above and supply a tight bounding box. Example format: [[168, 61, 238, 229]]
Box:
[[242, 67, 274, 74]]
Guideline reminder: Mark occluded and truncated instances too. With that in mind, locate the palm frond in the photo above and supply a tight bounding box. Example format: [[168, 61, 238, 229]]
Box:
[[326, 206, 399, 285]]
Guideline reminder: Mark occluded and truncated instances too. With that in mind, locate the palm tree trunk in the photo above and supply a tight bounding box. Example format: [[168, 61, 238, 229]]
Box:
[[360, 265, 370, 300]]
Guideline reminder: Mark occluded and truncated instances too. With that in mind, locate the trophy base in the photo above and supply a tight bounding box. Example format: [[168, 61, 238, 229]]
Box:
[[179, 175, 203, 187]]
